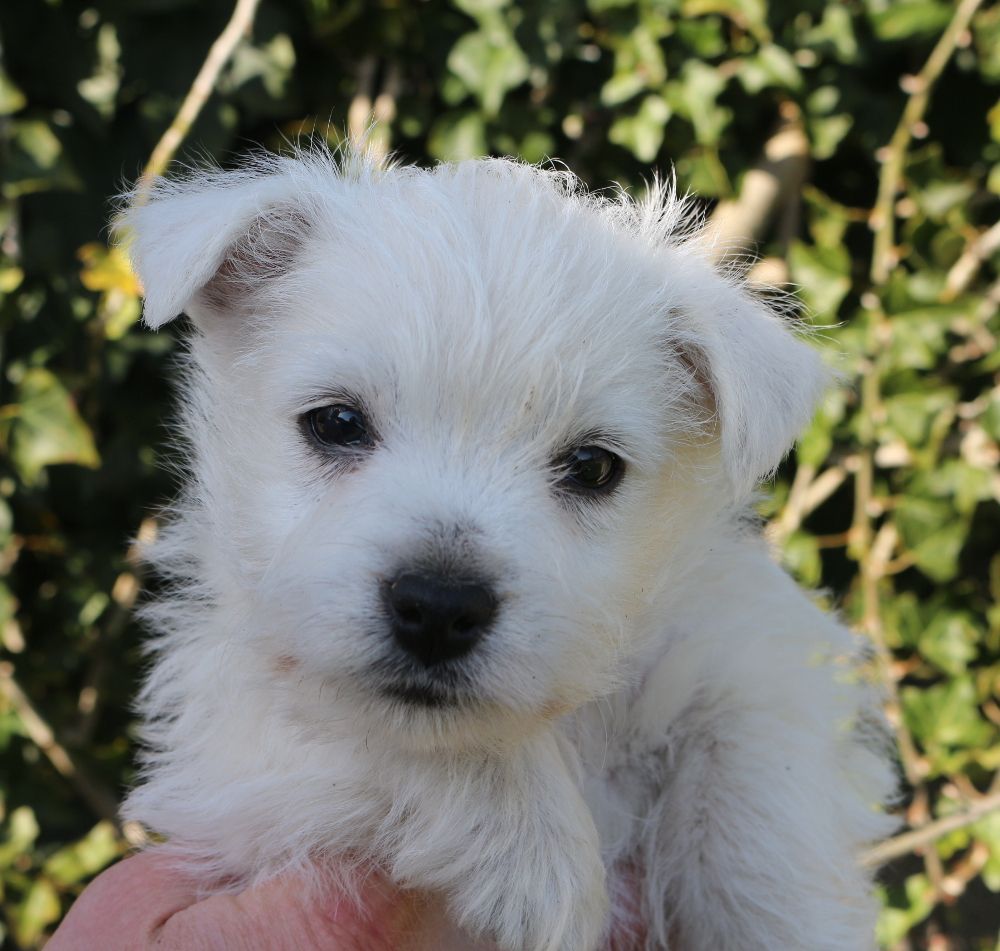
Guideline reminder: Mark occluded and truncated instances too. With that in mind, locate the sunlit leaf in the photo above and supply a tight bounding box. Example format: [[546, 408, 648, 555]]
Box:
[[9, 369, 101, 484], [448, 27, 529, 117], [428, 111, 488, 161], [609, 95, 671, 161], [78, 244, 142, 296], [43, 822, 123, 886], [788, 241, 851, 319], [13, 879, 61, 948]]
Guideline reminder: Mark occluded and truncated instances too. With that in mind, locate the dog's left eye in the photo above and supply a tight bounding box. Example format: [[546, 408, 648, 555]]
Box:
[[305, 404, 373, 449], [558, 445, 624, 494]]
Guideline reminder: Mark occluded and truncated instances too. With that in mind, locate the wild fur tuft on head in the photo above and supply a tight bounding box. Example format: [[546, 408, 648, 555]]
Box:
[[116, 146, 824, 496], [113, 147, 378, 329]]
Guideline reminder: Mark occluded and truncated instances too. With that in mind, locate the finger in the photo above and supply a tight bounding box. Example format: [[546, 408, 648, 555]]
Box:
[[152, 867, 439, 951], [47, 851, 203, 951]]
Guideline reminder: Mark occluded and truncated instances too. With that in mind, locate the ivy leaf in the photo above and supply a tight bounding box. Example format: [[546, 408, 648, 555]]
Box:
[[918, 612, 981, 676], [781, 530, 822, 586], [448, 27, 529, 118], [428, 111, 488, 161], [876, 874, 936, 947], [0, 807, 40, 870], [902, 677, 994, 772], [9, 368, 100, 484], [738, 43, 803, 94], [0, 67, 27, 115], [609, 95, 671, 161], [788, 241, 851, 320], [867, 0, 953, 41], [43, 822, 122, 886], [665, 61, 730, 146], [909, 520, 967, 582], [12, 879, 61, 949]]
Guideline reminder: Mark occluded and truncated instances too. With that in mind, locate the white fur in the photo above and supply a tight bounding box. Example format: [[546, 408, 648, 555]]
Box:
[[116, 147, 896, 950]]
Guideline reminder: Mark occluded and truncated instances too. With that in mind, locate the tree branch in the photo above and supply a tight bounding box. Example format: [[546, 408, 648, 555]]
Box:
[[869, 0, 985, 284], [863, 791, 1000, 867], [704, 107, 810, 266], [138, 0, 262, 190], [0, 662, 121, 827], [942, 219, 1000, 301]]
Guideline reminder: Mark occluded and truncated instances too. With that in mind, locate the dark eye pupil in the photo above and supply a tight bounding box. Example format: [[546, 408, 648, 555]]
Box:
[[564, 446, 620, 490], [308, 405, 369, 447]]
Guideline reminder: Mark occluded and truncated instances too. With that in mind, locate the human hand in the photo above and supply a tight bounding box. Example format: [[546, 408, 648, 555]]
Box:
[[46, 851, 489, 951]]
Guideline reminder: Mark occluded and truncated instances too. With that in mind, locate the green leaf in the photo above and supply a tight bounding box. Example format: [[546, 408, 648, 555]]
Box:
[[975, 810, 1000, 892], [609, 95, 671, 161], [454, 0, 510, 14], [796, 389, 847, 467], [802, 5, 858, 62], [9, 368, 101, 484], [915, 179, 976, 220], [448, 27, 529, 117], [902, 676, 994, 768], [428, 111, 488, 161], [0, 67, 27, 116], [13, 878, 61, 949], [676, 17, 726, 58], [883, 308, 953, 372], [226, 34, 297, 101], [788, 241, 851, 320], [803, 187, 850, 249], [0, 807, 40, 869], [918, 612, 981, 675], [876, 874, 936, 947], [601, 24, 668, 107], [665, 61, 730, 146], [883, 591, 927, 650], [781, 531, 822, 587], [909, 520, 967, 582], [737, 44, 803, 94], [3, 120, 80, 196], [880, 389, 954, 451], [808, 114, 853, 162], [43, 821, 122, 886], [682, 0, 769, 41], [867, 0, 952, 41]]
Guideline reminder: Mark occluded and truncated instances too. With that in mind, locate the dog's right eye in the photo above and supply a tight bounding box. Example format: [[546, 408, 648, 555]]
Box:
[[304, 405, 373, 449]]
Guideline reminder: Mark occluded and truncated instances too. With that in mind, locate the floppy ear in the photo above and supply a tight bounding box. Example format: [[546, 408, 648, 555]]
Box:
[[667, 253, 829, 497], [115, 166, 312, 330]]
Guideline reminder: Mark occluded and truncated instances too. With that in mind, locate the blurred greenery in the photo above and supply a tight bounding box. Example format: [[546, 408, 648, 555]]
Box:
[[0, 0, 998, 947]]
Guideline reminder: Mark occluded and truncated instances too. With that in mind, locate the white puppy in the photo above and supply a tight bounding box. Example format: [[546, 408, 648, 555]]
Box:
[[118, 147, 896, 951]]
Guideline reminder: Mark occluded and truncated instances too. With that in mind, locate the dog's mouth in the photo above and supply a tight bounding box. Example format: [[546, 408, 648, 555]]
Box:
[[380, 681, 462, 709], [370, 653, 480, 711]]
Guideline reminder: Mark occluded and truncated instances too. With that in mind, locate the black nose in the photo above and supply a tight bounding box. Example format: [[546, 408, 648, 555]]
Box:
[[384, 573, 497, 667]]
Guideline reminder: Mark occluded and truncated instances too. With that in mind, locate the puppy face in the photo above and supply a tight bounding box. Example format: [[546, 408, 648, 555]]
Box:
[[121, 152, 825, 747]]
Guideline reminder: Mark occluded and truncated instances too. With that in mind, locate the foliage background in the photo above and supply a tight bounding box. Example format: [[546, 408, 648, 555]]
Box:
[[0, 0, 998, 946]]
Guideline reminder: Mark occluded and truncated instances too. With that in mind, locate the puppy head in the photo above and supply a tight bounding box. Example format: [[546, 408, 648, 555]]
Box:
[[118, 150, 826, 747]]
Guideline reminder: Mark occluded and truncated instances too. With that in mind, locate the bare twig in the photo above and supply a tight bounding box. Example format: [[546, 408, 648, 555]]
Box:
[[869, 0, 986, 283], [346, 59, 401, 160], [942, 219, 1000, 301], [705, 108, 810, 266], [0, 662, 121, 826], [768, 463, 847, 545], [862, 2, 989, 900], [863, 790, 1000, 867], [138, 0, 262, 190]]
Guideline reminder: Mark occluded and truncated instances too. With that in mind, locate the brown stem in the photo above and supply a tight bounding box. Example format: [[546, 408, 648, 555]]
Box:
[[863, 791, 1000, 867], [704, 110, 810, 265], [869, 0, 985, 284], [0, 662, 121, 826], [138, 0, 262, 191]]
